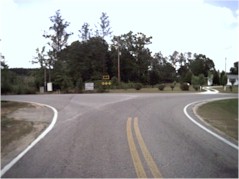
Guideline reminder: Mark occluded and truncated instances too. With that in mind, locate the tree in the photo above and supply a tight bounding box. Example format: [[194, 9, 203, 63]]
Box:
[[189, 54, 215, 77], [79, 22, 92, 41], [32, 46, 48, 90], [212, 70, 220, 85], [230, 61, 238, 75], [149, 69, 160, 86], [112, 31, 152, 83], [198, 74, 206, 90], [221, 74, 228, 91], [42, 9, 73, 87], [191, 75, 200, 91], [169, 51, 179, 68], [183, 70, 193, 84], [1, 60, 11, 93], [59, 37, 109, 85], [96, 12, 112, 39], [43, 9, 73, 64]]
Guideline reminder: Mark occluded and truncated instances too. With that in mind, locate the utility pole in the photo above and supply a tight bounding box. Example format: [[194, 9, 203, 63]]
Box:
[[44, 66, 47, 92], [225, 57, 227, 73], [117, 47, 121, 82], [114, 38, 121, 83]]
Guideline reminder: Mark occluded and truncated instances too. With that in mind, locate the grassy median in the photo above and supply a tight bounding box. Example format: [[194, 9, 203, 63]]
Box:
[[197, 98, 238, 140]]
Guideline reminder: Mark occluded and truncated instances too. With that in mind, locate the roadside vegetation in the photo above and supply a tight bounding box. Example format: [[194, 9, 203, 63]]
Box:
[[197, 99, 238, 140], [1, 10, 238, 94]]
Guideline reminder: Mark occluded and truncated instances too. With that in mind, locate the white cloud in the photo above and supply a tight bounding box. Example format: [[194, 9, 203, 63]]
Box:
[[0, 0, 238, 71]]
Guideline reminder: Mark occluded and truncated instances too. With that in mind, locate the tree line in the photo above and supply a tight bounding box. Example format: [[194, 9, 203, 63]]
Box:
[[1, 10, 237, 94]]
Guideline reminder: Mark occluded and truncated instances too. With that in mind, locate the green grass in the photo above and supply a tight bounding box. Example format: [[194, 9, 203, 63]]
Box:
[[109, 85, 197, 93], [213, 86, 238, 93], [197, 98, 238, 140]]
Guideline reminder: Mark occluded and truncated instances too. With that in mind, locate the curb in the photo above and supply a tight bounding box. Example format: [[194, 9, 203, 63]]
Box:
[[0, 101, 58, 177]]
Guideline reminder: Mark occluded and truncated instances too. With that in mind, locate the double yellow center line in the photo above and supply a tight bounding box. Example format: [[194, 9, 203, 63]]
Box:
[[127, 117, 162, 178]]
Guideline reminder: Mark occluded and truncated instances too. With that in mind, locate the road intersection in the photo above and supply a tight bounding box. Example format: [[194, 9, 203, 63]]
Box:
[[1, 92, 238, 178]]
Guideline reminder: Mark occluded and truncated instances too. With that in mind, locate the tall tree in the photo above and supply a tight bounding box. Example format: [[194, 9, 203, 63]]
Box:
[[42, 9, 73, 84], [112, 31, 152, 83], [189, 54, 215, 77], [43, 9, 73, 64], [212, 70, 220, 85], [97, 12, 112, 39], [79, 22, 92, 41], [32, 46, 49, 89], [169, 51, 179, 68]]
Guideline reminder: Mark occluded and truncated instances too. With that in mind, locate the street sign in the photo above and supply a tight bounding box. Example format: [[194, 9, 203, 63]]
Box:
[[85, 82, 94, 90], [101, 81, 111, 86], [102, 75, 110, 80]]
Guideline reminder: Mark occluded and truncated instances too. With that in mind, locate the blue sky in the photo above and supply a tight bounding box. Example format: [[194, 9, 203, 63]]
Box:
[[0, 0, 238, 72]]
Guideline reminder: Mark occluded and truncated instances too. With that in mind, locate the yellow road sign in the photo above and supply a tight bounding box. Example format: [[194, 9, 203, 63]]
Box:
[[102, 75, 110, 80]]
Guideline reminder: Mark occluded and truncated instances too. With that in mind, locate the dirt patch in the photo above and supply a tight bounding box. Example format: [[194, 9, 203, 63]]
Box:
[[1, 101, 53, 168]]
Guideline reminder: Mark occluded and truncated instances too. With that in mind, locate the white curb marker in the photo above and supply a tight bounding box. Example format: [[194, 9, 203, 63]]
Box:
[[1, 102, 58, 177], [184, 99, 238, 150]]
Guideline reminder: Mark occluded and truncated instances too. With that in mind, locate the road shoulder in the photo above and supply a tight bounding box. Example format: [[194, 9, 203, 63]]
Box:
[[1, 101, 53, 168]]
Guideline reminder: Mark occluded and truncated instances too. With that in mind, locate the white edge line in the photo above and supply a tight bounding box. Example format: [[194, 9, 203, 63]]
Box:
[[0, 101, 58, 177], [183, 98, 238, 151]]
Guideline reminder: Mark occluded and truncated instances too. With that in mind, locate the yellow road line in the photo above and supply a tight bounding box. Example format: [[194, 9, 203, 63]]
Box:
[[126, 117, 147, 178], [134, 117, 162, 178]]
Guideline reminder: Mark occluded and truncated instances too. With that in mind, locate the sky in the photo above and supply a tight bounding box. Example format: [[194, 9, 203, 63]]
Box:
[[0, 0, 238, 72]]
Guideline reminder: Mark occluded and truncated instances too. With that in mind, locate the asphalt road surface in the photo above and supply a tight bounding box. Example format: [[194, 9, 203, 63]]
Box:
[[1, 93, 238, 178]]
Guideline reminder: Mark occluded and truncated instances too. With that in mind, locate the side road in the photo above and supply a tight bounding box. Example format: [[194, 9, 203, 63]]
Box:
[[1, 101, 54, 169]]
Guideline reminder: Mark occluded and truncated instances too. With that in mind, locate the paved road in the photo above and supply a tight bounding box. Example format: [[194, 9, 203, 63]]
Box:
[[1, 93, 238, 178]]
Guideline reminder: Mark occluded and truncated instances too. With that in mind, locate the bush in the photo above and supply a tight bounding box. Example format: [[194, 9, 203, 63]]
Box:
[[170, 81, 177, 91], [96, 86, 106, 93], [134, 83, 143, 90], [193, 85, 200, 91], [158, 84, 166, 91], [111, 76, 118, 86], [180, 83, 190, 91], [119, 82, 129, 90], [75, 78, 83, 93]]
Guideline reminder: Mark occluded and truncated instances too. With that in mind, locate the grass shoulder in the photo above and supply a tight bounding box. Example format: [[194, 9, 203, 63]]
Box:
[[196, 98, 238, 140], [109, 83, 198, 93]]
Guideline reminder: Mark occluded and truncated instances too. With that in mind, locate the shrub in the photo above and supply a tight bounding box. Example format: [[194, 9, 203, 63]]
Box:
[[158, 84, 166, 91], [111, 76, 118, 86], [75, 78, 83, 93], [134, 83, 143, 90], [180, 83, 190, 91], [170, 81, 177, 91], [96, 85, 106, 93], [193, 85, 200, 91], [119, 82, 129, 90]]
